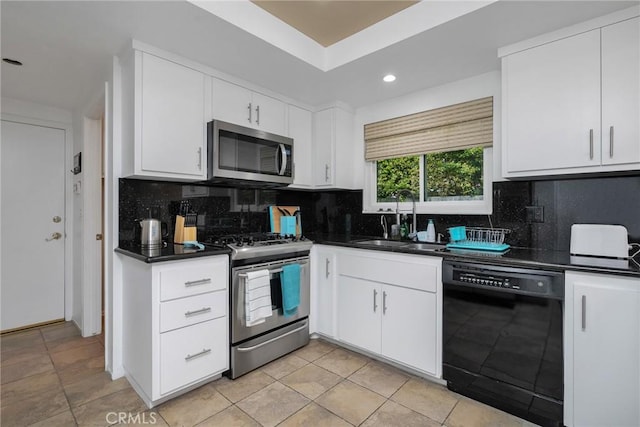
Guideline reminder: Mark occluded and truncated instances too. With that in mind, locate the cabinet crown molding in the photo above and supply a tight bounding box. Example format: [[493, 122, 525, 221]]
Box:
[[498, 5, 639, 57]]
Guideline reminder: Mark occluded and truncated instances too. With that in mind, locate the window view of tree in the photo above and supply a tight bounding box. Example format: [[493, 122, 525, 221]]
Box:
[[425, 147, 483, 200], [376, 148, 483, 203], [376, 156, 420, 202]]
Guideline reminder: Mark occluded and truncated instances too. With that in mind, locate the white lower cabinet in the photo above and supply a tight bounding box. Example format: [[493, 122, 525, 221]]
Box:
[[564, 271, 640, 427], [121, 255, 229, 408], [310, 245, 337, 338], [334, 248, 442, 377]]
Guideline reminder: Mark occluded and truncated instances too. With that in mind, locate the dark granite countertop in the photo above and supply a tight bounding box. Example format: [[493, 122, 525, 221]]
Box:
[[307, 233, 640, 278], [115, 243, 231, 263]]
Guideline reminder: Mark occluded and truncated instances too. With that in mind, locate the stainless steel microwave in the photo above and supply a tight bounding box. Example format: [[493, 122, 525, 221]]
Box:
[[207, 120, 293, 187]]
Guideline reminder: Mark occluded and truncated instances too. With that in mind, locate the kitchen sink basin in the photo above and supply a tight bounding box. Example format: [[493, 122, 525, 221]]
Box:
[[351, 239, 408, 247], [403, 242, 447, 251]]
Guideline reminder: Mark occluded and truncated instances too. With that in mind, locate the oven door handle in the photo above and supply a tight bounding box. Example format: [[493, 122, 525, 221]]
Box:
[[236, 320, 308, 352], [237, 262, 309, 278], [238, 268, 282, 277]]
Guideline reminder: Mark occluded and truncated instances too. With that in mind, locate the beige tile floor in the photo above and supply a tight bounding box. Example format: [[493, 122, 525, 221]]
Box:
[[1, 322, 538, 427]]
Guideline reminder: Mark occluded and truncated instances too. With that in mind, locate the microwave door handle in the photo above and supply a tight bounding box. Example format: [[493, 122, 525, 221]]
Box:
[[278, 144, 287, 176]]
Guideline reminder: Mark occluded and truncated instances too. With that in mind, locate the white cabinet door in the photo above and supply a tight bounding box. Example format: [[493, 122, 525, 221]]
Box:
[[313, 108, 335, 187], [288, 105, 313, 188], [311, 246, 336, 337], [252, 92, 286, 136], [337, 275, 381, 354], [211, 78, 252, 127], [601, 17, 640, 166], [381, 285, 437, 376], [140, 53, 207, 179], [211, 78, 286, 135], [503, 29, 601, 173], [566, 272, 640, 427]]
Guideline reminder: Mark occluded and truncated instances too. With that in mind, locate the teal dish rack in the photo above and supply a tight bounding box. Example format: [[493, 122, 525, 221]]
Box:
[[446, 226, 511, 252]]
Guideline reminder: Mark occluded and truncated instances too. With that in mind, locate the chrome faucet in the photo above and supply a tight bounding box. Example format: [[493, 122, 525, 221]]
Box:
[[393, 189, 417, 236], [380, 215, 388, 239]]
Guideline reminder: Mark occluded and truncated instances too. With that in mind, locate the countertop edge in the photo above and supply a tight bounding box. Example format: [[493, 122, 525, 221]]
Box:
[[115, 246, 231, 263]]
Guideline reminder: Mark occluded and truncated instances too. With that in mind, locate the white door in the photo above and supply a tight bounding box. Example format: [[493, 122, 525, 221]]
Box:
[[601, 17, 640, 166], [336, 275, 380, 353], [381, 285, 437, 375], [504, 29, 601, 173], [1, 120, 66, 331], [571, 276, 640, 427]]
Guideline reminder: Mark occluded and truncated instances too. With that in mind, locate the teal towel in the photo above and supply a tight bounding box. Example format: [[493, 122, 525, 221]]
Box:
[[281, 264, 300, 317]]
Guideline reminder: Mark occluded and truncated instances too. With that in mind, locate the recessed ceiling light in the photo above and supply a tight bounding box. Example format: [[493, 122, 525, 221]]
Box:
[[2, 58, 23, 66], [383, 74, 396, 83]]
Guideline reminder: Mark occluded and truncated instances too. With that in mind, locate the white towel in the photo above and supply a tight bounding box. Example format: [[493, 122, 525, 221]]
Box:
[[244, 269, 272, 327]]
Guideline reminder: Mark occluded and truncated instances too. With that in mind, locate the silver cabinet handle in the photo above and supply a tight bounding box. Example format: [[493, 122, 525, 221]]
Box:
[[197, 147, 202, 170], [247, 103, 252, 123], [581, 295, 586, 331], [185, 348, 211, 361], [185, 307, 212, 317], [383, 291, 387, 315], [325, 258, 330, 278], [255, 105, 260, 125], [589, 129, 594, 160], [373, 289, 378, 312], [325, 164, 329, 182], [45, 232, 62, 241], [184, 278, 212, 287], [609, 126, 614, 158]]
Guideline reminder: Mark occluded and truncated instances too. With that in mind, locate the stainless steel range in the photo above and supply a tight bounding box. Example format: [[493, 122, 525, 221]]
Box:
[[209, 233, 312, 379]]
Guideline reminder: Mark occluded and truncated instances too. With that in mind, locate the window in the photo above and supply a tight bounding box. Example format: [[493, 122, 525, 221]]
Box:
[[364, 97, 493, 215]]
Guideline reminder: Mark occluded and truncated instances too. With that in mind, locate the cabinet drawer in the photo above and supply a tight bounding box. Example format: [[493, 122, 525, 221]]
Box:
[[160, 291, 227, 333], [158, 257, 228, 301], [159, 318, 228, 395]]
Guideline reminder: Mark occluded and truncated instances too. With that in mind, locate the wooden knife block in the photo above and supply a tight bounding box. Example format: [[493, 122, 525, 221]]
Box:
[[174, 215, 197, 244]]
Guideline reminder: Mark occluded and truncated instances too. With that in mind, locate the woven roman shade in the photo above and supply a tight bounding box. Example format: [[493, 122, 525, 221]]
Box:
[[364, 97, 493, 161]]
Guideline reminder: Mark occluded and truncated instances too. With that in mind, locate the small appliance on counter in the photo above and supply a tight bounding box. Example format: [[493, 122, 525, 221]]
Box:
[[570, 224, 632, 269], [570, 224, 630, 258], [174, 200, 198, 244], [139, 218, 163, 249]]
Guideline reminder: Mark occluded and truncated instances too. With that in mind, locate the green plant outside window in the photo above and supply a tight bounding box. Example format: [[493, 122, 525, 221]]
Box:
[[376, 147, 484, 202]]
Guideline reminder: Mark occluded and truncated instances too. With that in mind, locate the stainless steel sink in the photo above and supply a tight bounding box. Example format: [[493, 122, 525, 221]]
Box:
[[402, 242, 447, 251], [351, 239, 408, 247]]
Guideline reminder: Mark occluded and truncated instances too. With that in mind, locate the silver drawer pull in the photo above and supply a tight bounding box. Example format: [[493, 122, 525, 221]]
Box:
[[185, 307, 212, 317], [184, 278, 211, 287], [185, 348, 211, 361]]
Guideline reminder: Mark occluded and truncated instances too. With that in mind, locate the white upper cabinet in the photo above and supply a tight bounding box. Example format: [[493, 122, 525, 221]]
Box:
[[211, 78, 286, 136], [503, 30, 601, 173], [288, 105, 313, 188], [601, 17, 640, 166], [313, 105, 357, 189], [501, 13, 640, 178], [122, 51, 210, 181]]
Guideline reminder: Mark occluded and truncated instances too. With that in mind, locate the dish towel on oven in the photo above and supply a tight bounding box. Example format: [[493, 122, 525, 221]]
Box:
[[244, 269, 272, 327], [281, 263, 300, 317]]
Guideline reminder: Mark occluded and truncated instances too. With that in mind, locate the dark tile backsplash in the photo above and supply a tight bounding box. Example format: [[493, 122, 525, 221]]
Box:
[[119, 175, 640, 250]]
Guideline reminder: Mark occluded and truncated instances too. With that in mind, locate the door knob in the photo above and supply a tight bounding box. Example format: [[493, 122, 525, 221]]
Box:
[[53, 216, 62, 223], [45, 232, 62, 241]]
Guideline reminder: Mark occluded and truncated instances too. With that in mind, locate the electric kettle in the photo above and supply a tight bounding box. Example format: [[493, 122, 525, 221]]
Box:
[[140, 218, 163, 248]]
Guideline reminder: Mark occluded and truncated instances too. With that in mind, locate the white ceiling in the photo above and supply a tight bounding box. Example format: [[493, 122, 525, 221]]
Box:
[[1, 1, 637, 113]]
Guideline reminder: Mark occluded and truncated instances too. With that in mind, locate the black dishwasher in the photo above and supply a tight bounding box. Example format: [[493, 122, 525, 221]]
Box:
[[442, 260, 564, 427]]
